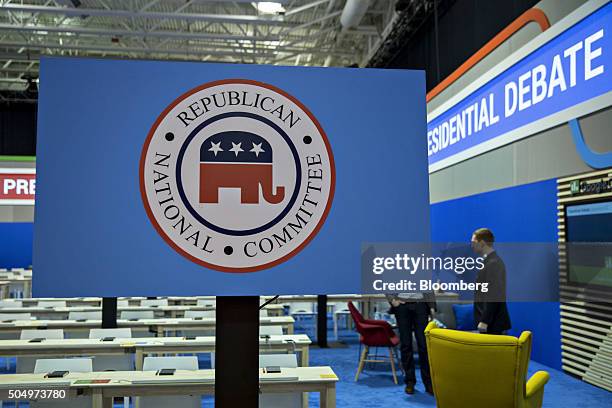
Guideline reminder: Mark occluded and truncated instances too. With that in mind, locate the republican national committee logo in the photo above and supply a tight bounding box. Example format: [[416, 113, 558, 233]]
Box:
[[140, 79, 335, 272]]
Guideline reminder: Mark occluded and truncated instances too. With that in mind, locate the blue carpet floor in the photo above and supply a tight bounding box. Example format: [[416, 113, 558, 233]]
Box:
[[307, 336, 611, 408], [0, 320, 610, 407]]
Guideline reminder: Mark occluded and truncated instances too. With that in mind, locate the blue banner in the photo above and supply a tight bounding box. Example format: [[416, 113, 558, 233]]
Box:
[[428, 2, 611, 167]]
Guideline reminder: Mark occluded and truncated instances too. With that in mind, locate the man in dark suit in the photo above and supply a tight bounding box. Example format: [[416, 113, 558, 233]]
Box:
[[388, 292, 436, 395], [471, 228, 511, 335]]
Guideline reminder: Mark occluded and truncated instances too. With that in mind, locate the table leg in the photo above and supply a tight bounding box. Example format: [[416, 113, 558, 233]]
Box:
[[135, 349, 144, 370], [301, 346, 309, 367], [320, 384, 336, 408], [333, 313, 338, 340], [92, 392, 101, 408], [92, 390, 113, 408], [24, 280, 32, 298], [363, 299, 371, 320]]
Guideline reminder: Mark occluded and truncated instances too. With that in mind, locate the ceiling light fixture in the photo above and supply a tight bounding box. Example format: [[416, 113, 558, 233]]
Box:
[[255, 2, 285, 14]]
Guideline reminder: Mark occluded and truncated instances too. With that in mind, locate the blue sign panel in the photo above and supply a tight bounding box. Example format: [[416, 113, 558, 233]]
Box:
[[428, 2, 611, 167], [34, 58, 430, 296]]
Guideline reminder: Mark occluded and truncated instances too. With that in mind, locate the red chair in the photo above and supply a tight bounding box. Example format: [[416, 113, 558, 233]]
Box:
[[348, 301, 401, 384]]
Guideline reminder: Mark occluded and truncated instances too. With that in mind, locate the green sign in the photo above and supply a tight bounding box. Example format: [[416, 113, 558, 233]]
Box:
[[570, 180, 580, 195]]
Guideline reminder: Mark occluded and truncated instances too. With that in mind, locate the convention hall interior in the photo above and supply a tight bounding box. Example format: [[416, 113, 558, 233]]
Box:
[[0, 0, 611, 407]]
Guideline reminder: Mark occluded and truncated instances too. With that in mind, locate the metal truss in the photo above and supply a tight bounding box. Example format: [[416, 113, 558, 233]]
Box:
[[0, 0, 393, 100], [365, 0, 455, 68]]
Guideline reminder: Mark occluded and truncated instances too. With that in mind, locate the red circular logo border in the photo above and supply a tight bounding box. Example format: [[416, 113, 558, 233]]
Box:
[[139, 79, 336, 273]]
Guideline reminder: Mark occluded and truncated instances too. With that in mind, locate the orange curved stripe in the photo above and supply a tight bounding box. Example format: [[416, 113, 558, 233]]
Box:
[[426, 7, 551, 103]]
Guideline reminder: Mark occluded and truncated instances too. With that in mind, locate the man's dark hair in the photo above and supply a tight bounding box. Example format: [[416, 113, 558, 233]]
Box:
[[473, 228, 495, 245]]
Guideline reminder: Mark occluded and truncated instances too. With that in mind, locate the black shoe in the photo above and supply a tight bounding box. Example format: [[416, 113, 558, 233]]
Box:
[[425, 385, 434, 396], [404, 384, 415, 395]]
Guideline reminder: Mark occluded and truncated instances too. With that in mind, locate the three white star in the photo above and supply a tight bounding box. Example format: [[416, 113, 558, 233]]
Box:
[[229, 142, 244, 156], [210, 140, 266, 158], [208, 141, 223, 156], [250, 142, 265, 157]]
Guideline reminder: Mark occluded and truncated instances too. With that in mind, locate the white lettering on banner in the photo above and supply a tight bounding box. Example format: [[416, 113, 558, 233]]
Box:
[[3, 179, 15, 194], [505, 81, 517, 117], [585, 29, 605, 80], [532, 64, 547, 105], [518, 71, 532, 111], [564, 42, 583, 86], [547, 54, 568, 98], [17, 179, 27, 194], [427, 27, 606, 158], [428, 92, 500, 156], [3, 178, 36, 195]]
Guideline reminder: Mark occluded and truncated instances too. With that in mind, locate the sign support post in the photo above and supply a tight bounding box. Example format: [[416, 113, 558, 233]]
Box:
[[215, 296, 260, 407], [101, 297, 117, 328], [317, 295, 328, 347]]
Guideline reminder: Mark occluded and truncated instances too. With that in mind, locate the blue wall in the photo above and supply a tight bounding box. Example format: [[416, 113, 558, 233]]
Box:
[[0, 222, 33, 268], [430, 179, 562, 370]]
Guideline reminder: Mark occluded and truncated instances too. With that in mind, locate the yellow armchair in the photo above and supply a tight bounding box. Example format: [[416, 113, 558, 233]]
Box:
[[424, 321, 549, 408]]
